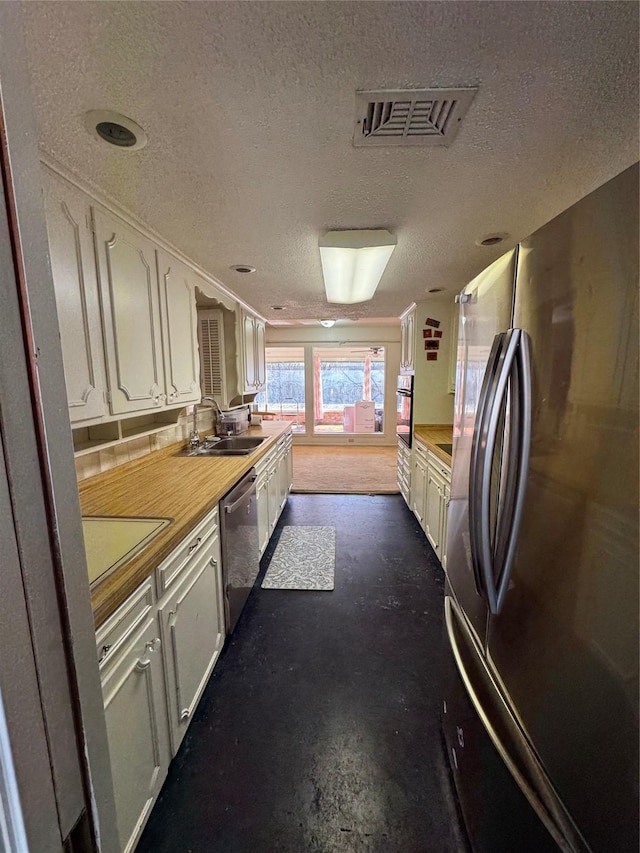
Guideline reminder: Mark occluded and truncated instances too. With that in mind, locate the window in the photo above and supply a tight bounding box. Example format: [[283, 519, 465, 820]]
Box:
[[254, 347, 305, 433], [312, 347, 385, 434]]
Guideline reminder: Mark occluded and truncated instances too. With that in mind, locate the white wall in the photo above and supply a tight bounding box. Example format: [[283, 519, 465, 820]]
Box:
[[412, 299, 456, 426], [266, 324, 401, 445]]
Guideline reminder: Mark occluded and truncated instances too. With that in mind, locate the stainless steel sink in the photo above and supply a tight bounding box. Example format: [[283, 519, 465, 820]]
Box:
[[184, 436, 267, 456]]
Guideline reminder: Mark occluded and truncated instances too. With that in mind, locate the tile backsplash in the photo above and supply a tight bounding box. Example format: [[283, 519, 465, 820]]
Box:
[[74, 410, 215, 482]]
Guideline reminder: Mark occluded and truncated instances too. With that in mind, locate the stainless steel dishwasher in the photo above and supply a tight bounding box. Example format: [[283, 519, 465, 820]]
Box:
[[220, 468, 259, 633]]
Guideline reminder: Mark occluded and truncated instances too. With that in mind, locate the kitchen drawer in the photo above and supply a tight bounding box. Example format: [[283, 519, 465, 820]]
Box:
[[427, 449, 451, 482], [414, 439, 429, 464], [254, 445, 276, 478], [96, 578, 154, 670], [156, 505, 219, 596]]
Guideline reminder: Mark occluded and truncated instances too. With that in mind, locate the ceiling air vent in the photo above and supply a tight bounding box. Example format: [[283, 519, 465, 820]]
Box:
[[353, 88, 477, 147]]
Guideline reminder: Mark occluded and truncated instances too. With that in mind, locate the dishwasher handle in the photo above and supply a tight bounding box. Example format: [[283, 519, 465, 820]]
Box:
[[223, 475, 257, 514]]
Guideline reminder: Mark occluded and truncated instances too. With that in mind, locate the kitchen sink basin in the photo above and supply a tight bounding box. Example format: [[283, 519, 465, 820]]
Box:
[[184, 436, 267, 456], [436, 443, 453, 455]]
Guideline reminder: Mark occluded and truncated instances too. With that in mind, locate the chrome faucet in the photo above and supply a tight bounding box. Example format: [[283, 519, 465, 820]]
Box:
[[189, 396, 223, 448]]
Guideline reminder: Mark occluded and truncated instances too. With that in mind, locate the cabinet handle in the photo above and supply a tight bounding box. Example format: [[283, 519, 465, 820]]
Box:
[[135, 657, 151, 672], [180, 709, 190, 721], [145, 637, 161, 653], [210, 557, 217, 568], [98, 644, 112, 664], [188, 537, 202, 554]]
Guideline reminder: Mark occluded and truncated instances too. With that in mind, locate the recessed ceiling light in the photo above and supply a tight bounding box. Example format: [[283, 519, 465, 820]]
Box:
[[230, 264, 256, 274], [476, 233, 508, 247], [319, 319, 337, 328], [84, 110, 147, 150], [270, 305, 286, 311]]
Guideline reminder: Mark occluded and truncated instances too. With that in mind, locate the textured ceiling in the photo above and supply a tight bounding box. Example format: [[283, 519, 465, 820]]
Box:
[[22, 1, 639, 323]]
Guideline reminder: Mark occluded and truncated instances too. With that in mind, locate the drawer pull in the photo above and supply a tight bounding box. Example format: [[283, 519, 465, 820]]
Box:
[[180, 709, 190, 721], [188, 537, 202, 554], [98, 644, 112, 664], [135, 657, 151, 672]]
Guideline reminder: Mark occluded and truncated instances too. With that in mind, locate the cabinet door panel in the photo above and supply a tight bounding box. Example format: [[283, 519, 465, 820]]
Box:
[[412, 458, 427, 527], [160, 534, 224, 753], [425, 470, 444, 554], [43, 172, 107, 422], [256, 475, 270, 556], [267, 466, 279, 533], [254, 318, 266, 389], [101, 617, 169, 853], [243, 312, 256, 390], [93, 209, 164, 415], [156, 250, 200, 406]]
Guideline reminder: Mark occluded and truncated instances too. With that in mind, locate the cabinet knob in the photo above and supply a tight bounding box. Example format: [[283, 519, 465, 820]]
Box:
[[145, 637, 161, 654]]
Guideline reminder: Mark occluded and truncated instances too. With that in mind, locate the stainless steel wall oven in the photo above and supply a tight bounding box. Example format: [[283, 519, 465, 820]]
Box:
[[396, 373, 414, 448]]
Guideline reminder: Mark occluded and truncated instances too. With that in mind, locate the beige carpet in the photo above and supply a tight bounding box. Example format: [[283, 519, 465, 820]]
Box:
[[291, 446, 399, 494]]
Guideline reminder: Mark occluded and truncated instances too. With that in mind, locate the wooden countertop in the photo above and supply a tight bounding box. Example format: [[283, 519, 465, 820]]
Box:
[[413, 424, 453, 464], [80, 421, 291, 628]]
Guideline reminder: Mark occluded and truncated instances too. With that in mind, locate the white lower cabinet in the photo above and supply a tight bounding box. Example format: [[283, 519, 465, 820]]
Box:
[[267, 455, 280, 534], [98, 582, 170, 853], [411, 439, 451, 568], [158, 528, 224, 754], [256, 471, 270, 556], [425, 449, 451, 567], [397, 439, 411, 506], [97, 506, 224, 852], [255, 429, 293, 556], [412, 442, 428, 526]]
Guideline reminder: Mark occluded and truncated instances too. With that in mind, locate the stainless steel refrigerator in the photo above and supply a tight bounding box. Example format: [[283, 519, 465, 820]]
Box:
[[443, 163, 638, 853]]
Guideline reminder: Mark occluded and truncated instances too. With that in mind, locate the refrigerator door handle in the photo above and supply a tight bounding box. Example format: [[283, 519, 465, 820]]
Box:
[[476, 329, 521, 612], [469, 332, 505, 596], [444, 596, 579, 853], [492, 330, 533, 612]]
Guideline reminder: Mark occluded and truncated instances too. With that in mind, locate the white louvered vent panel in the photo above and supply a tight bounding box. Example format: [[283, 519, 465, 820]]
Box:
[[353, 88, 477, 147], [198, 309, 225, 399]]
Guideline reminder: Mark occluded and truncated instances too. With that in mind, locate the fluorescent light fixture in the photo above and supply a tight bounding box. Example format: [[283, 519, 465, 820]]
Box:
[[319, 229, 397, 304], [319, 319, 336, 328]]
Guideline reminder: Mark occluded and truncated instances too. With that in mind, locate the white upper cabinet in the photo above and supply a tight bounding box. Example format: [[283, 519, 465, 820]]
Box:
[[255, 316, 266, 388], [156, 249, 201, 407], [42, 169, 108, 423], [240, 310, 266, 394], [242, 311, 257, 391], [93, 207, 166, 415], [400, 308, 415, 374]]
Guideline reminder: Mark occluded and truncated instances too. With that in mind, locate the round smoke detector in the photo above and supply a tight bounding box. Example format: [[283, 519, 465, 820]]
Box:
[[84, 111, 148, 151]]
